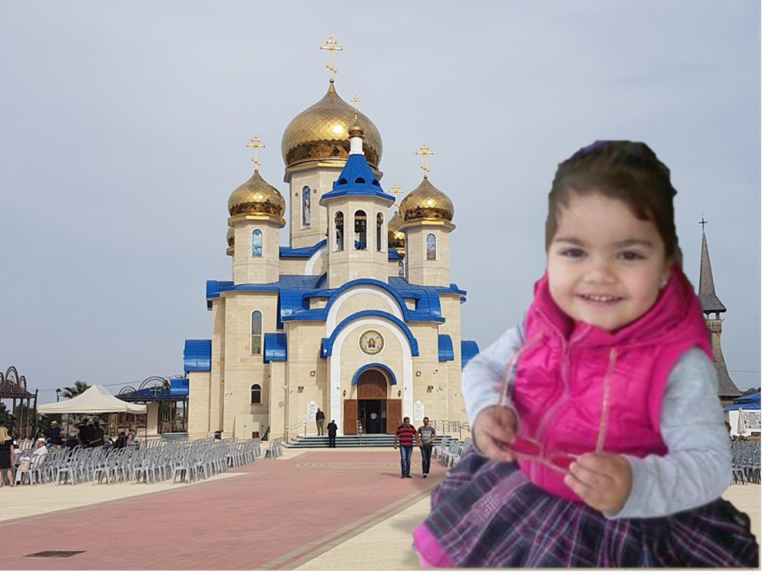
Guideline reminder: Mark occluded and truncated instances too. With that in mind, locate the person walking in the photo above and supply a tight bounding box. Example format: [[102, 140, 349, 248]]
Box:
[[417, 417, 437, 478], [316, 409, 325, 437], [0, 427, 14, 487], [394, 417, 417, 479], [327, 420, 338, 448]]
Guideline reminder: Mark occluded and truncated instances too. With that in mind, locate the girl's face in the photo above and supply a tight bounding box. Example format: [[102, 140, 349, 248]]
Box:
[[546, 192, 672, 333]]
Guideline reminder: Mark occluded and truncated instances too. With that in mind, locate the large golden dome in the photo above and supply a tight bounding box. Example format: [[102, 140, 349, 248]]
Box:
[[399, 177, 454, 222], [388, 210, 405, 250], [281, 81, 383, 169], [228, 170, 286, 224]]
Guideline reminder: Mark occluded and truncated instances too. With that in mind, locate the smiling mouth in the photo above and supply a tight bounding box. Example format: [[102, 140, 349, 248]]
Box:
[[579, 294, 623, 303]]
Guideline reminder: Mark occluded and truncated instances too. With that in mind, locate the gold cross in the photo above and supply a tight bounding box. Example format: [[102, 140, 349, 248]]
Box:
[[415, 143, 434, 176], [351, 95, 360, 118], [389, 184, 403, 209], [246, 136, 266, 168], [320, 36, 344, 81]]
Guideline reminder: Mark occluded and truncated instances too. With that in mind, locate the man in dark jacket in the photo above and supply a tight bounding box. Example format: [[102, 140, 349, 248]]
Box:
[[327, 420, 338, 448], [316, 409, 325, 437]]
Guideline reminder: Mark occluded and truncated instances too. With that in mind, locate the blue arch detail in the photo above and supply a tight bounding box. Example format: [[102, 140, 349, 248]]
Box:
[[325, 279, 410, 320], [321, 311, 419, 358], [352, 363, 397, 386]]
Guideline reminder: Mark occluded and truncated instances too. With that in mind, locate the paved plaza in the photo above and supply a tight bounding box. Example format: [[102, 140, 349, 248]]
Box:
[[0, 447, 760, 570]]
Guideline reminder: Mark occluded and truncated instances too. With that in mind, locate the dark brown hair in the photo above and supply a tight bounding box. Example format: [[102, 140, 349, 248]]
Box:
[[545, 141, 682, 264]]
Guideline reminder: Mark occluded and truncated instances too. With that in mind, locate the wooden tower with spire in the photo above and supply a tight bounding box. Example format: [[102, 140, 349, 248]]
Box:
[[697, 219, 742, 405]]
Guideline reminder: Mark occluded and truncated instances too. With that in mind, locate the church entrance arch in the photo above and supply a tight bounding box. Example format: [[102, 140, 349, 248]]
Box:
[[358, 369, 386, 434]]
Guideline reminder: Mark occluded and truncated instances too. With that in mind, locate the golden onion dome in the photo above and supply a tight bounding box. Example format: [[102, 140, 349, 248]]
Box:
[[281, 82, 383, 169], [388, 210, 405, 249], [228, 170, 286, 222], [399, 177, 454, 222], [226, 227, 234, 256]]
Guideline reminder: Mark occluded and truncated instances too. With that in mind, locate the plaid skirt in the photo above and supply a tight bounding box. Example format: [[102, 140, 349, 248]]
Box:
[[415, 446, 759, 568]]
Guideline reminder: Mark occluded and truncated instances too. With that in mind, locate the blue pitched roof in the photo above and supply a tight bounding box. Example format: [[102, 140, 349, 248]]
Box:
[[264, 333, 288, 363], [280, 239, 327, 259], [438, 334, 455, 362], [461, 340, 480, 370], [734, 392, 760, 404], [184, 340, 212, 372], [319, 153, 395, 203]]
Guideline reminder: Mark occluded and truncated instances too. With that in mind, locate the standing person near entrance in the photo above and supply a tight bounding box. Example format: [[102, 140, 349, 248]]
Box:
[[417, 417, 437, 478], [316, 408, 325, 436], [327, 420, 338, 448], [395, 417, 417, 479]]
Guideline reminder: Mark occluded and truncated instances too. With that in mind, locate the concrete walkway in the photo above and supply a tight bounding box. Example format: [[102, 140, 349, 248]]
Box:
[[0, 448, 759, 570]]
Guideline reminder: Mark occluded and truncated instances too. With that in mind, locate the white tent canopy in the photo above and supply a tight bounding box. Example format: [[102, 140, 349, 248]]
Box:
[[38, 384, 147, 414]]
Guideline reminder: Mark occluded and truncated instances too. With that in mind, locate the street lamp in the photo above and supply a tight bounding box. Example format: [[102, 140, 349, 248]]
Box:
[[56, 388, 61, 402]]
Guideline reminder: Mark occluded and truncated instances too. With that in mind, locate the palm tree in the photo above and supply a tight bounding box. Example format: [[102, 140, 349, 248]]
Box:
[[62, 380, 90, 400]]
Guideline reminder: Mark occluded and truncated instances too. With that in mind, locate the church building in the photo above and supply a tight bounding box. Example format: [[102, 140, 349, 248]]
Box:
[[183, 40, 478, 440]]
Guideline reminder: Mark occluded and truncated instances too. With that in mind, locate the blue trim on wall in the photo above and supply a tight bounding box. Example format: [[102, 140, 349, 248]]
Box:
[[352, 363, 398, 386], [321, 311, 419, 358], [169, 378, 190, 396], [264, 333, 288, 364], [438, 334, 455, 362], [461, 340, 480, 370], [184, 340, 212, 372]]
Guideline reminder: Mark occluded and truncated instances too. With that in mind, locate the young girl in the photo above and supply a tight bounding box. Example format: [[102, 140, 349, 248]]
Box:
[[413, 141, 759, 568]]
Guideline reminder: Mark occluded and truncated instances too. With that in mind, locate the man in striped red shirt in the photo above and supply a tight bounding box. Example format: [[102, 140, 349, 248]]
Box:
[[394, 417, 418, 478]]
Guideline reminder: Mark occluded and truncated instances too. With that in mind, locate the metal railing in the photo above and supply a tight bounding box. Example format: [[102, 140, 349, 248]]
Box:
[[432, 420, 470, 437], [284, 420, 307, 442]]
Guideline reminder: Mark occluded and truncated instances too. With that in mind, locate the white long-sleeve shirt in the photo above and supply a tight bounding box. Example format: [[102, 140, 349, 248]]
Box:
[[462, 324, 732, 519]]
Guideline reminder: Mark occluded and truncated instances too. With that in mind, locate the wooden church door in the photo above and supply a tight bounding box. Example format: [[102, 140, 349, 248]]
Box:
[[343, 399, 358, 435], [386, 399, 402, 434]]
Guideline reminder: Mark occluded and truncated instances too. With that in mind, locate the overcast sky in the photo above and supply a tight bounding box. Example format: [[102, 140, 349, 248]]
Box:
[[1, 1, 760, 403]]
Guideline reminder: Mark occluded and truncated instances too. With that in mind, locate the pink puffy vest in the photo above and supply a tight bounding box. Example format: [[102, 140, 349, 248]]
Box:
[[513, 265, 712, 502]]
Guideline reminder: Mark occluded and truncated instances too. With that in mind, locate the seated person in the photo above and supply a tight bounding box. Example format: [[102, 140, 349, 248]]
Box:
[[64, 432, 80, 449], [43, 421, 64, 447]]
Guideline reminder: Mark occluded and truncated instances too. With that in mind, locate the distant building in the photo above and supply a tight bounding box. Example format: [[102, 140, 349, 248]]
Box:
[[182, 63, 477, 440], [697, 226, 742, 405]]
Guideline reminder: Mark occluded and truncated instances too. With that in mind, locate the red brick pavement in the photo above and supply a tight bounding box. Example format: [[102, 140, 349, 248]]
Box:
[[0, 450, 443, 570]]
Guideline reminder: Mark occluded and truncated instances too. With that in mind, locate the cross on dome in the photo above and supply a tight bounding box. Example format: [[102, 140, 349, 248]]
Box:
[[351, 95, 360, 121], [246, 136, 266, 168], [415, 143, 434, 176], [389, 184, 404, 209], [320, 36, 344, 81]]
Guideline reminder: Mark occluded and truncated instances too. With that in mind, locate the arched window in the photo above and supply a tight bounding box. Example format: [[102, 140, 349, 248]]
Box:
[[251, 311, 262, 355], [376, 213, 383, 252], [334, 211, 344, 251], [354, 210, 367, 250], [251, 384, 262, 404], [398, 259, 404, 278], [426, 233, 436, 260], [252, 229, 263, 257], [301, 186, 311, 228]]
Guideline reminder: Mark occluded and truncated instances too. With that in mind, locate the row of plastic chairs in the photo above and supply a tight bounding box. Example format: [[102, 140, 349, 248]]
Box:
[[435, 437, 473, 468], [730, 440, 760, 485], [10, 437, 264, 487]]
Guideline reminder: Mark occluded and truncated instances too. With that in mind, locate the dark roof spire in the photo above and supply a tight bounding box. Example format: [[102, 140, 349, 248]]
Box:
[[698, 225, 726, 314]]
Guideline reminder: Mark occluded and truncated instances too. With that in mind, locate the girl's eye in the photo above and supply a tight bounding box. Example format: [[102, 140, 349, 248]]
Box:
[[561, 248, 585, 258], [619, 251, 644, 261]]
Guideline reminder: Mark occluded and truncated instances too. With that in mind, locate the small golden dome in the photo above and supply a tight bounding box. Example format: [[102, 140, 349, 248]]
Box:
[[228, 170, 286, 222], [388, 210, 405, 249], [399, 177, 454, 222], [281, 82, 382, 169], [226, 227, 234, 256]]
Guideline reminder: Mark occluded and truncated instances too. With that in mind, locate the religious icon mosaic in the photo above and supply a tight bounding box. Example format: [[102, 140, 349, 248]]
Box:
[[359, 329, 384, 355]]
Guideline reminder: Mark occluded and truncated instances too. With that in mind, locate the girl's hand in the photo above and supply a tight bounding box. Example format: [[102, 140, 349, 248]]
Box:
[[472, 406, 518, 462], [565, 453, 632, 514]]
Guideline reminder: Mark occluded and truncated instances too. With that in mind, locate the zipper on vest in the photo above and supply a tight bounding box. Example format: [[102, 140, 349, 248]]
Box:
[[594, 347, 618, 454], [531, 315, 591, 484]]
